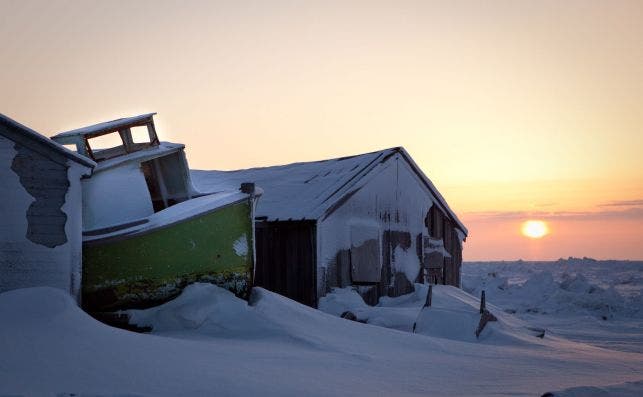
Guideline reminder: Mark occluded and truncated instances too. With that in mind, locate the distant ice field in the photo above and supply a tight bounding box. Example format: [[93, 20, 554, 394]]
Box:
[[462, 258, 643, 353]]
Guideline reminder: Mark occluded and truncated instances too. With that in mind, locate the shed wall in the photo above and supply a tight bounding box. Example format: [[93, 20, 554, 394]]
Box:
[[0, 135, 86, 300], [318, 153, 463, 305]]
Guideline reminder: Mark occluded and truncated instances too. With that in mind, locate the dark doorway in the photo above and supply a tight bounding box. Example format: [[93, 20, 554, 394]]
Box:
[[254, 220, 317, 307]]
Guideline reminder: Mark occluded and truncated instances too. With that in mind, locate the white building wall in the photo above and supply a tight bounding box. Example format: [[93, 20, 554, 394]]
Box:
[[0, 135, 87, 301]]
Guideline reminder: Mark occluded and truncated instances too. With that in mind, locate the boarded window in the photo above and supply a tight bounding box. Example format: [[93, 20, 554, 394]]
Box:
[[429, 206, 445, 239], [350, 224, 381, 283]]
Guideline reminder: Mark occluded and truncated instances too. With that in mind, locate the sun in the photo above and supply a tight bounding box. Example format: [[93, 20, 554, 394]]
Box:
[[521, 220, 549, 239]]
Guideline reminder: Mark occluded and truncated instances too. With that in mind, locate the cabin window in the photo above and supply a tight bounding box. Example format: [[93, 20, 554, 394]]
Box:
[[140, 153, 191, 212], [86, 132, 128, 161], [61, 143, 78, 152], [130, 125, 152, 144], [87, 132, 124, 151], [350, 224, 381, 283]]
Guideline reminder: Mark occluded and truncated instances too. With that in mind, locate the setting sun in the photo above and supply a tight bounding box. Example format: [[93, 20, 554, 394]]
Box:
[[521, 220, 549, 239]]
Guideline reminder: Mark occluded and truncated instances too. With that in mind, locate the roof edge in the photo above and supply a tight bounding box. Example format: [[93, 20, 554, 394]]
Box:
[[395, 147, 468, 235], [0, 113, 96, 168]]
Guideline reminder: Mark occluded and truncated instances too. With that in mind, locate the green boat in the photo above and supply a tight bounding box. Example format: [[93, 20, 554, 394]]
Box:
[[52, 113, 259, 312]]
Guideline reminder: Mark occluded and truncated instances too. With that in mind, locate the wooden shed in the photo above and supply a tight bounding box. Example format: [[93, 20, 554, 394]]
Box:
[[0, 114, 95, 301], [193, 147, 467, 307]]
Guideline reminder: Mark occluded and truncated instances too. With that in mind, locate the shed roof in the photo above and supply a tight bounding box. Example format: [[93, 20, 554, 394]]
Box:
[[52, 113, 156, 139], [192, 147, 467, 235], [0, 113, 96, 168]]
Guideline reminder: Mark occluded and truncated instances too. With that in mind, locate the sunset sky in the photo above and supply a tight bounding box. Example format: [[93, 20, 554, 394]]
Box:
[[2, 0, 642, 260]]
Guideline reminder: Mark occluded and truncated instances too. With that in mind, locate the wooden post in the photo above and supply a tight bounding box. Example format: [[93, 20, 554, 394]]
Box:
[[480, 290, 486, 314], [424, 284, 433, 308]]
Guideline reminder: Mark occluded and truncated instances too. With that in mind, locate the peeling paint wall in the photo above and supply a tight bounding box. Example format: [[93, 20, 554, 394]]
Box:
[[317, 154, 452, 304], [10, 143, 69, 247], [0, 135, 86, 300]]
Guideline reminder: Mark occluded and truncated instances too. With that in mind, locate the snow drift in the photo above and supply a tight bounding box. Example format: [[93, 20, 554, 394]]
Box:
[[2, 283, 642, 396]]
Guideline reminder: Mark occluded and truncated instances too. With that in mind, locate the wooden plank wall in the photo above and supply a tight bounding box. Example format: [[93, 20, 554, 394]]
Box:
[[255, 221, 317, 307]]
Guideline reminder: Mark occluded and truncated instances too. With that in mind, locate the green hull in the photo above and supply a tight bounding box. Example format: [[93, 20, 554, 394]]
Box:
[[82, 200, 254, 312]]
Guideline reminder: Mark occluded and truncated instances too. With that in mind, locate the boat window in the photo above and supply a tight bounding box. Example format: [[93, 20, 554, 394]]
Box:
[[61, 144, 77, 152], [130, 126, 151, 144], [87, 132, 128, 161], [141, 153, 191, 212], [88, 132, 124, 150]]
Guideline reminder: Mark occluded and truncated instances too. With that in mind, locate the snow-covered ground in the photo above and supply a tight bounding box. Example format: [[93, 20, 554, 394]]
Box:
[[462, 258, 643, 354], [1, 259, 642, 396]]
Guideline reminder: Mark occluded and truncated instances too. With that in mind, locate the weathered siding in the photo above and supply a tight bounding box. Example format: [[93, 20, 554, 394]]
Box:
[[0, 134, 87, 300], [318, 153, 454, 305]]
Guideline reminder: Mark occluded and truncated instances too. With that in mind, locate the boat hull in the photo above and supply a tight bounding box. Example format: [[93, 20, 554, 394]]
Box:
[[82, 200, 254, 312]]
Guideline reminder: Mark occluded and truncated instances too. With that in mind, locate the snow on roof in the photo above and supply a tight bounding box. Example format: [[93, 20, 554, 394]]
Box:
[[192, 147, 467, 235], [0, 113, 96, 168], [92, 141, 184, 173], [83, 191, 250, 242], [53, 113, 156, 138]]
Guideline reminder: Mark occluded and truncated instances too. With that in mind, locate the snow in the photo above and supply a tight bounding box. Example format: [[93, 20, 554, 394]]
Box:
[[232, 233, 249, 257], [53, 113, 157, 138], [82, 162, 155, 231], [393, 245, 421, 285], [91, 141, 184, 173], [0, 113, 96, 167], [192, 148, 396, 221], [191, 147, 466, 235], [84, 191, 249, 241], [2, 259, 642, 396], [550, 380, 643, 396], [462, 259, 643, 353]]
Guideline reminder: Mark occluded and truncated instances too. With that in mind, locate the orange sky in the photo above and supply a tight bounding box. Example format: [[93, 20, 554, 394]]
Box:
[[2, 1, 642, 260]]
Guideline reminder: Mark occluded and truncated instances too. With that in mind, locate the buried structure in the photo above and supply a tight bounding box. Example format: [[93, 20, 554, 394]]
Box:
[[193, 147, 467, 307], [51, 113, 259, 313]]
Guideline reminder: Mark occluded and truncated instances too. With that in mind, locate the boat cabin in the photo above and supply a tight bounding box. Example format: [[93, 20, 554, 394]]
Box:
[[52, 113, 198, 231], [52, 113, 259, 312]]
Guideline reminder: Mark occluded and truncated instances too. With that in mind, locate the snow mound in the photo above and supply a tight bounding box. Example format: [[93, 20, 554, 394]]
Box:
[[3, 285, 643, 396], [548, 380, 643, 396], [128, 283, 434, 353], [411, 285, 541, 344], [463, 268, 636, 319], [318, 286, 369, 316], [127, 283, 258, 334], [320, 284, 545, 344], [0, 286, 75, 323]]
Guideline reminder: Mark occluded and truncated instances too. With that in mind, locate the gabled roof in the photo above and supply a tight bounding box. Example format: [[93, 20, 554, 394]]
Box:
[[0, 113, 96, 168], [52, 113, 156, 139], [192, 147, 467, 235]]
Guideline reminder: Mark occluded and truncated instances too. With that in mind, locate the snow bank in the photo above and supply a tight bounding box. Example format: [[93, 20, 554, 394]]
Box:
[[2, 284, 642, 396], [321, 284, 545, 344], [462, 259, 643, 353], [548, 380, 643, 396], [127, 283, 257, 334], [463, 262, 640, 320]]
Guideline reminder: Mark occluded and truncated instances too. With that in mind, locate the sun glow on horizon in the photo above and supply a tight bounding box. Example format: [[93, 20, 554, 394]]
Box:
[[521, 220, 550, 239]]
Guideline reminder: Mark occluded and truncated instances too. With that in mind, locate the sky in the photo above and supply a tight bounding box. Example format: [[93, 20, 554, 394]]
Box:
[[1, 0, 642, 260]]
